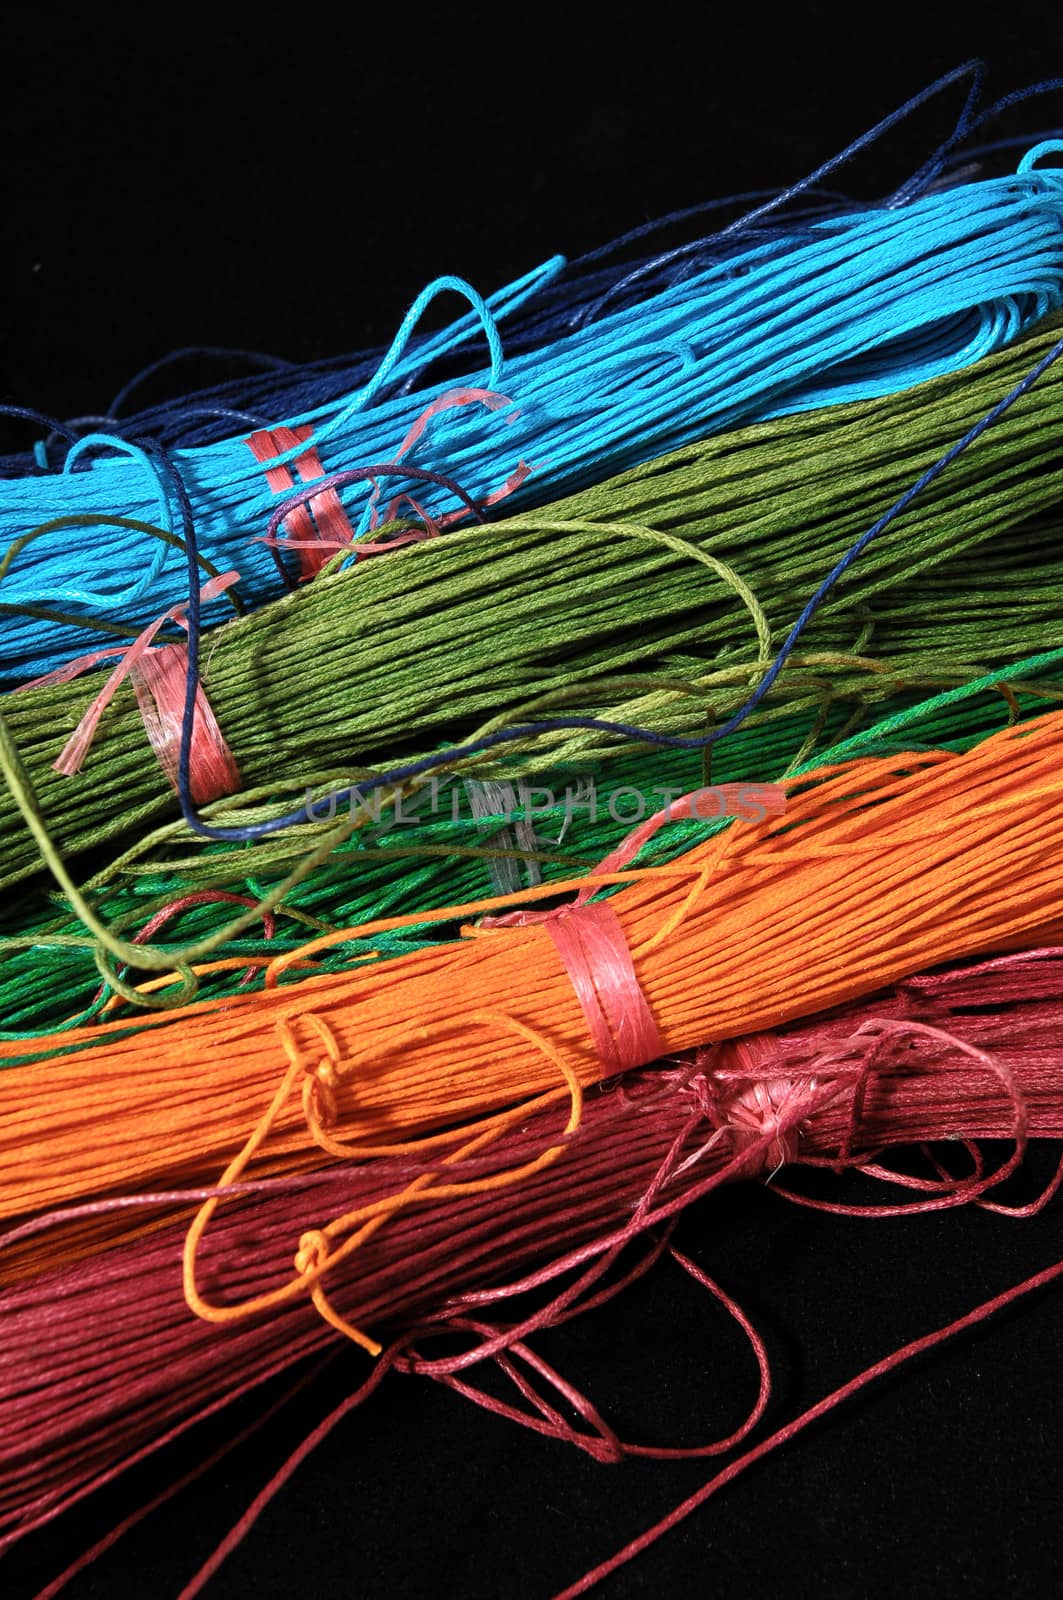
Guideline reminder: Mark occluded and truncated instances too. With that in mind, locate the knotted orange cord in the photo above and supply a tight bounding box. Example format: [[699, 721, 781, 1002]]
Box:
[[0, 716, 1061, 1246]]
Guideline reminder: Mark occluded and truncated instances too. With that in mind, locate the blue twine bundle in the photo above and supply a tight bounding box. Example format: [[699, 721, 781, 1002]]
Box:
[[4, 61, 1058, 471], [0, 206, 838, 470], [4, 147, 1063, 685]]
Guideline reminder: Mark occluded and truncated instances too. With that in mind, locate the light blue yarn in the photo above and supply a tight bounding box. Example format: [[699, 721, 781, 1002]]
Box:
[[1019, 139, 1063, 173], [50, 436, 174, 609], [352, 274, 507, 414], [3, 159, 1063, 682]]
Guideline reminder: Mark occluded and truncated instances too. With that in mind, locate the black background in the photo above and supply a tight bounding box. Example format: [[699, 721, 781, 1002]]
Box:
[[4, 8, 1063, 1597]]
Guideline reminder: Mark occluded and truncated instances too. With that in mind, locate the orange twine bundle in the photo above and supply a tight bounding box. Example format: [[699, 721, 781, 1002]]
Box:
[[2, 712, 1062, 1248]]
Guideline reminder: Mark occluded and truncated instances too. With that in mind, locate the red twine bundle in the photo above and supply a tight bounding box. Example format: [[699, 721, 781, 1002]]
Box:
[[4, 946, 1063, 1576]]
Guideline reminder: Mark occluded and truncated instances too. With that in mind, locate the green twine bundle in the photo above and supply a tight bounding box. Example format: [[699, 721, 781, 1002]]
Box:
[[2, 317, 1062, 899]]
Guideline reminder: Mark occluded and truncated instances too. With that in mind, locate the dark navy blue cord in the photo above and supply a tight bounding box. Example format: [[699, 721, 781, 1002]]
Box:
[[108, 346, 295, 418], [0, 406, 80, 445], [898, 75, 1063, 204], [964, 78, 1063, 142], [725, 62, 985, 227], [618, 71, 1063, 321], [168, 330, 1063, 845], [578, 64, 996, 327], [133, 440, 206, 832], [161, 405, 277, 434], [13, 66, 1045, 474], [885, 60, 986, 205]]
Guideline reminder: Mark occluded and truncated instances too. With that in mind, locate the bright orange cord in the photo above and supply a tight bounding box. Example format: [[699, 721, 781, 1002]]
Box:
[[0, 715, 1061, 1235]]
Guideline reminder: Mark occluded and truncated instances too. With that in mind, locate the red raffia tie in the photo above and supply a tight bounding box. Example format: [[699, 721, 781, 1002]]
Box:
[[254, 390, 533, 566], [367, 387, 531, 533], [484, 783, 785, 1075], [18, 571, 241, 805], [246, 425, 356, 579], [485, 896, 664, 1075], [542, 902, 665, 1075], [129, 645, 240, 806]]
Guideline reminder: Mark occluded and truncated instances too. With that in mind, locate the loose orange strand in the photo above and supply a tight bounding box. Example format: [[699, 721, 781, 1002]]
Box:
[[182, 1010, 584, 1355]]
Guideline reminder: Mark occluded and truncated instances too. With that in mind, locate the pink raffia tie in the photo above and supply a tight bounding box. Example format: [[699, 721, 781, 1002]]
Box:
[[483, 780, 788, 1076], [252, 390, 532, 567], [129, 644, 241, 806], [19, 570, 242, 806], [484, 893, 663, 1077], [368, 387, 530, 533], [247, 425, 356, 579], [542, 901, 665, 1076]]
